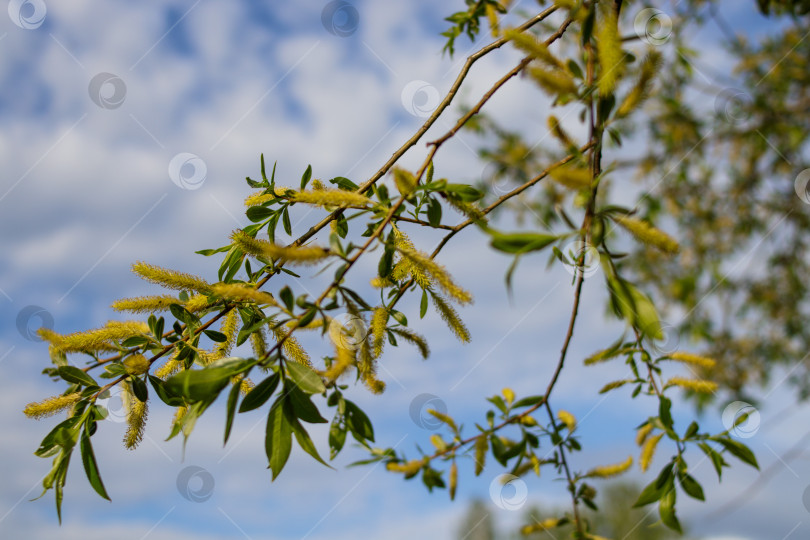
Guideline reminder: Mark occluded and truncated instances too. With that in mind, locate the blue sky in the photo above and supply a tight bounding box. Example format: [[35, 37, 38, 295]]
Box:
[[1, 1, 809, 539]]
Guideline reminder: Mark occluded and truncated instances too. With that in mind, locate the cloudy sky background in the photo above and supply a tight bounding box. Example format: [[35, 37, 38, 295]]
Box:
[[1, 1, 809, 539]]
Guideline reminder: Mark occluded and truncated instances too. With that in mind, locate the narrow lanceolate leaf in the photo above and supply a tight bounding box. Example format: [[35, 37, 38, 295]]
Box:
[[290, 415, 332, 468], [596, 3, 622, 95], [239, 373, 280, 413], [489, 231, 559, 254], [59, 366, 98, 387], [265, 398, 293, 480], [713, 438, 759, 469], [286, 361, 326, 394], [80, 432, 110, 500]]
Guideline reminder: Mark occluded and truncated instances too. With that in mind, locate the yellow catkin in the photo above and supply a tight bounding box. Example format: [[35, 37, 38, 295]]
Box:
[[549, 163, 592, 191], [432, 293, 471, 343], [233, 375, 254, 395], [184, 294, 211, 312], [613, 215, 680, 254], [445, 196, 487, 223], [557, 410, 576, 431], [547, 116, 575, 149], [665, 377, 718, 394], [231, 230, 329, 265], [211, 283, 279, 307], [596, 3, 622, 95], [172, 405, 187, 429], [132, 262, 211, 294], [641, 432, 664, 472], [322, 343, 356, 382], [386, 459, 426, 476], [521, 519, 562, 535], [392, 168, 417, 198], [528, 66, 578, 96], [271, 327, 310, 366], [390, 328, 430, 359], [155, 349, 183, 379], [244, 186, 294, 206], [397, 248, 472, 305], [635, 423, 654, 446], [616, 51, 662, 118], [502, 388, 515, 404], [213, 310, 239, 360], [474, 435, 488, 476], [584, 345, 631, 365], [588, 456, 633, 478], [665, 351, 717, 369], [41, 321, 149, 354], [430, 434, 447, 452], [311, 179, 325, 190], [124, 396, 148, 450], [250, 329, 268, 359], [124, 354, 150, 375], [23, 392, 82, 419], [428, 409, 457, 431], [598, 379, 633, 394], [290, 189, 372, 208], [370, 307, 388, 359], [390, 229, 432, 288], [111, 295, 179, 313], [504, 28, 563, 69], [357, 340, 385, 394], [449, 461, 458, 500]]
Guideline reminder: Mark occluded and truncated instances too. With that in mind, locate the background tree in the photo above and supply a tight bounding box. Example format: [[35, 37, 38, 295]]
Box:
[[20, 1, 808, 537]]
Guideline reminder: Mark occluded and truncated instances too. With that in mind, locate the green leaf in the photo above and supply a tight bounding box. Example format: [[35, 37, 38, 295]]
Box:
[[659, 396, 673, 431], [344, 400, 374, 443], [286, 383, 328, 423], [443, 183, 483, 202], [658, 483, 682, 533], [196, 245, 230, 256], [714, 437, 759, 469], [148, 375, 184, 407], [427, 197, 442, 227], [224, 380, 241, 445], [279, 286, 294, 311], [329, 176, 359, 191], [678, 471, 705, 501], [204, 329, 228, 343], [289, 413, 332, 468], [420, 289, 428, 318], [378, 240, 395, 279], [512, 395, 545, 408], [301, 165, 312, 189], [490, 231, 559, 254], [286, 361, 326, 394], [329, 414, 347, 459], [246, 205, 275, 222], [634, 463, 673, 507], [282, 206, 292, 236], [131, 376, 148, 402], [265, 398, 293, 480], [698, 442, 726, 479], [57, 366, 98, 388], [239, 373, 280, 413], [80, 431, 110, 501], [165, 366, 238, 403]]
